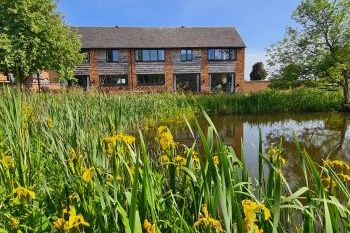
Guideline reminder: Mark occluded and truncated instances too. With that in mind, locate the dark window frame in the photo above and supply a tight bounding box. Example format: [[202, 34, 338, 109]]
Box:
[[210, 73, 235, 93], [207, 48, 237, 61], [137, 74, 165, 86], [135, 49, 165, 62], [99, 74, 128, 86], [81, 50, 90, 63], [106, 49, 119, 63], [180, 49, 193, 62]]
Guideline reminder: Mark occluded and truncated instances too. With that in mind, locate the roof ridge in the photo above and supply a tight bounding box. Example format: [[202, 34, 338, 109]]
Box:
[[72, 26, 237, 29]]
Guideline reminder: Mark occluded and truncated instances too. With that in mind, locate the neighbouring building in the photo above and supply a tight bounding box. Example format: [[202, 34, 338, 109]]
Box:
[[72, 26, 248, 93]]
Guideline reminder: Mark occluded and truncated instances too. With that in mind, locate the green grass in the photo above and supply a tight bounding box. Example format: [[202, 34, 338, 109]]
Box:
[[190, 88, 343, 114], [0, 87, 348, 232]]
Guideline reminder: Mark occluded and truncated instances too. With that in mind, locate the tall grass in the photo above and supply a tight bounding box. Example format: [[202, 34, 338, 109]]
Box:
[[191, 88, 343, 114], [0, 88, 348, 232]]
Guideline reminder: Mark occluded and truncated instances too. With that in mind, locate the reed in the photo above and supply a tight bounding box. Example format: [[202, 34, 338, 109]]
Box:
[[0, 88, 348, 232]]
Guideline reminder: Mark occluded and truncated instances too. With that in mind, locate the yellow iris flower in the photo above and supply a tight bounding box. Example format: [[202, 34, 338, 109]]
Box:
[[193, 204, 223, 233]]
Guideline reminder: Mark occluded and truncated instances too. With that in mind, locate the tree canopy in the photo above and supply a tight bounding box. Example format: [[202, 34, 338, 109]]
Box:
[[250, 62, 268, 81], [267, 0, 350, 102], [0, 0, 84, 84]]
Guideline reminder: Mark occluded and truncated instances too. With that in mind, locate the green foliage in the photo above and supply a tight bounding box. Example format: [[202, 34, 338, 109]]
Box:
[[0, 88, 349, 232], [270, 63, 315, 89], [250, 62, 268, 81], [267, 0, 350, 102], [0, 0, 84, 84], [191, 88, 343, 114]]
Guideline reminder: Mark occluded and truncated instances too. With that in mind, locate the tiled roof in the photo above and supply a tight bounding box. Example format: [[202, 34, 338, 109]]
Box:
[[72, 27, 246, 49]]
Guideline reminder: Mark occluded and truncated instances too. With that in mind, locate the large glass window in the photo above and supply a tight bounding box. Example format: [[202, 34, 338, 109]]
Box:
[[180, 49, 193, 61], [106, 50, 119, 63], [210, 73, 234, 92], [100, 75, 127, 86], [137, 74, 165, 85], [135, 49, 165, 62], [207, 48, 236, 61]]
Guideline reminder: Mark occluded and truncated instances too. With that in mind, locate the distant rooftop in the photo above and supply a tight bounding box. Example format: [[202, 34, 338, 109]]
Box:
[[72, 27, 246, 49]]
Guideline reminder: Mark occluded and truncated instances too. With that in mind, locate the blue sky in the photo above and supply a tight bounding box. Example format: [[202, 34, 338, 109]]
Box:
[[57, 0, 300, 79]]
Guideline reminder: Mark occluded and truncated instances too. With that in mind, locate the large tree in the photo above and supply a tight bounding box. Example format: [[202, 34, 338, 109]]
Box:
[[0, 0, 84, 85], [267, 0, 350, 103]]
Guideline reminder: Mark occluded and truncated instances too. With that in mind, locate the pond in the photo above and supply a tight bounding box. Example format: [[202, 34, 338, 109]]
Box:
[[165, 112, 350, 188]]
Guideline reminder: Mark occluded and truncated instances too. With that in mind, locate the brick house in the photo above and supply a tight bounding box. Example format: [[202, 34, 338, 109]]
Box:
[[72, 26, 247, 93]]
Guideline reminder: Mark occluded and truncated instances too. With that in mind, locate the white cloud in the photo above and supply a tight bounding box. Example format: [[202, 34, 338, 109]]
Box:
[[245, 50, 268, 80]]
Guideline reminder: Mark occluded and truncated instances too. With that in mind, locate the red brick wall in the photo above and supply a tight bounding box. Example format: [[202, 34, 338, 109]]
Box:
[[200, 49, 210, 93], [235, 48, 245, 93], [0, 73, 7, 82], [89, 50, 99, 87], [165, 49, 174, 92], [240, 80, 270, 93], [128, 49, 137, 91]]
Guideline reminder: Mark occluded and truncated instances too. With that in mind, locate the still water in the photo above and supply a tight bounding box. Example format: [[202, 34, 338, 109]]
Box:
[[166, 112, 350, 188]]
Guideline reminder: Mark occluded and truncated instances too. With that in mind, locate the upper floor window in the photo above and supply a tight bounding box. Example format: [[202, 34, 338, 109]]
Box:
[[135, 49, 165, 62], [81, 50, 90, 63], [208, 48, 236, 61], [181, 49, 193, 61], [106, 49, 119, 63], [100, 75, 127, 86]]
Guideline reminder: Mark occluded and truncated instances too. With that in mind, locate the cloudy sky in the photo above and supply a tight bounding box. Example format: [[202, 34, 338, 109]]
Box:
[[57, 0, 300, 79]]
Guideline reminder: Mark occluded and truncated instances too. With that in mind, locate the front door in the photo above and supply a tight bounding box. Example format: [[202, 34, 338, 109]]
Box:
[[174, 74, 199, 93]]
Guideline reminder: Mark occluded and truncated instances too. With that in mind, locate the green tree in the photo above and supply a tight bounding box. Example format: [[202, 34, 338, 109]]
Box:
[[267, 0, 350, 103], [270, 63, 315, 89], [0, 0, 84, 86], [250, 62, 268, 81]]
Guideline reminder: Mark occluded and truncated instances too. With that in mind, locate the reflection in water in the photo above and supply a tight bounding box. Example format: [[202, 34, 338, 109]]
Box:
[[166, 112, 350, 189]]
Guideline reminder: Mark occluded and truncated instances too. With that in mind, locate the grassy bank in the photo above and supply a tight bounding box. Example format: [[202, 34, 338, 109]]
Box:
[[192, 88, 343, 114], [0, 88, 349, 232]]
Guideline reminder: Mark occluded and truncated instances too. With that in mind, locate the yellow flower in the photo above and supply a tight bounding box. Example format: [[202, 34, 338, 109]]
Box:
[[322, 176, 337, 189], [279, 157, 286, 165], [159, 155, 170, 164], [22, 104, 32, 119], [129, 163, 135, 174], [193, 154, 200, 168], [193, 204, 223, 233], [82, 167, 93, 183], [54, 206, 90, 231], [53, 217, 65, 230], [213, 156, 219, 166], [242, 199, 270, 233], [155, 126, 176, 150], [338, 173, 350, 182], [47, 116, 53, 128], [10, 217, 20, 229], [13, 186, 36, 203], [143, 219, 156, 233], [1, 155, 16, 170], [326, 159, 350, 172], [102, 133, 135, 146], [266, 145, 285, 166], [174, 155, 186, 166], [117, 133, 136, 145]]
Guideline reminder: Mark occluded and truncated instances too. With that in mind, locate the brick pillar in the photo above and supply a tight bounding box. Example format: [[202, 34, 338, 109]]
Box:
[[128, 49, 137, 91], [235, 48, 245, 93], [200, 49, 210, 93], [89, 50, 99, 87], [165, 49, 174, 92]]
